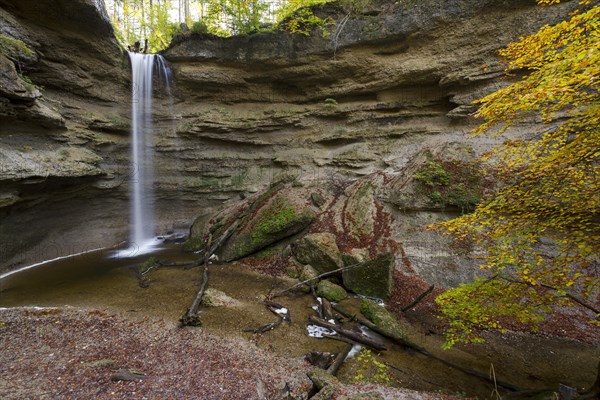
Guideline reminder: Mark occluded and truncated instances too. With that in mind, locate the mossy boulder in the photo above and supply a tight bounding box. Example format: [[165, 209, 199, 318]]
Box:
[[316, 280, 347, 302], [388, 144, 485, 212], [220, 193, 316, 262], [360, 299, 406, 342], [292, 232, 343, 275], [342, 252, 394, 299]]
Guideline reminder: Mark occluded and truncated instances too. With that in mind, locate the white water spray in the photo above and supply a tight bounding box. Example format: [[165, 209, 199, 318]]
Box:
[[115, 52, 171, 258]]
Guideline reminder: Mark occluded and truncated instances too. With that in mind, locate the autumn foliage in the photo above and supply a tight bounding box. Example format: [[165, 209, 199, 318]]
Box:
[[435, 0, 599, 348]]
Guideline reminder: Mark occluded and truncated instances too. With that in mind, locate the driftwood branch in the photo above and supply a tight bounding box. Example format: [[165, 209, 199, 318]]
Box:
[[322, 298, 335, 321], [308, 315, 386, 351], [272, 263, 362, 298], [401, 284, 435, 312], [327, 343, 353, 376], [243, 318, 283, 334], [181, 220, 241, 326]]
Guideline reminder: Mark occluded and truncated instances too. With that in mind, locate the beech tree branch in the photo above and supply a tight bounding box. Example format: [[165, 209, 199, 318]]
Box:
[[497, 275, 600, 315]]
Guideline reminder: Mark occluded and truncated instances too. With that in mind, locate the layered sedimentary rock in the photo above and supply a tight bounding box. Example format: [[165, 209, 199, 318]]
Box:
[[0, 0, 574, 276]]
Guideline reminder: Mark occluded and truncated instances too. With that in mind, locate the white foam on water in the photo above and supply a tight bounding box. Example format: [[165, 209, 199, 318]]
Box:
[[110, 237, 162, 259]]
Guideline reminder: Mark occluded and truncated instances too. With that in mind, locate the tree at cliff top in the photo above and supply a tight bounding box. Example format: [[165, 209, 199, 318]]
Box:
[[106, 0, 181, 51], [435, 0, 599, 348], [105, 0, 358, 47]]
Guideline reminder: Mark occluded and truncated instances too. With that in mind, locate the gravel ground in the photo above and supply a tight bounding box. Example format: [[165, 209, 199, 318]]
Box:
[[0, 307, 455, 400]]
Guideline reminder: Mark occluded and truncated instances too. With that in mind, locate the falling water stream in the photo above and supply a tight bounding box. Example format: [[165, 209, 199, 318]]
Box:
[[116, 52, 172, 257]]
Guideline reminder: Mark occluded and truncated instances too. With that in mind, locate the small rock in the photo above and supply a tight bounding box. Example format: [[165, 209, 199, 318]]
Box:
[[316, 280, 347, 302], [285, 259, 302, 279], [310, 192, 326, 208], [307, 368, 339, 390], [81, 359, 116, 369], [342, 248, 369, 266], [202, 288, 240, 307], [110, 368, 148, 382], [311, 385, 335, 400], [300, 264, 319, 288], [305, 351, 335, 369]]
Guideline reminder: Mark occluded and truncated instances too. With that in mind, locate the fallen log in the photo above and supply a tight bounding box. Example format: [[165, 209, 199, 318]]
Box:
[[308, 315, 386, 351], [243, 318, 283, 334], [331, 304, 522, 391], [327, 343, 353, 376], [321, 298, 335, 321], [332, 304, 412, 348], [264, 300, 291, 323], [181, 221, 240, 326]]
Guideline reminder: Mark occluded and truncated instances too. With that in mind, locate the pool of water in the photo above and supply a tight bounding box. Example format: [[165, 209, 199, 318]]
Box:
[[1, 244, 597, 397]]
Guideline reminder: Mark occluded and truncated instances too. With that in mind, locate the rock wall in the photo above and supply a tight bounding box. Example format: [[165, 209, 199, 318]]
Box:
[[0, 0, 574, 278], [0, 0, 128, 269], [162, 0, 574, 286]]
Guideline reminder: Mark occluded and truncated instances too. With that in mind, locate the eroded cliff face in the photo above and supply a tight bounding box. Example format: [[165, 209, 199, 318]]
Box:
[[0, 0, 574, 277], [0, 0, 131, 268], [161, 0, 574, 286]]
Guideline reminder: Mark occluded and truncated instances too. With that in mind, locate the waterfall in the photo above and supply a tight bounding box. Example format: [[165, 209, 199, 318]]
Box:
[[116, 52, 171, 257]]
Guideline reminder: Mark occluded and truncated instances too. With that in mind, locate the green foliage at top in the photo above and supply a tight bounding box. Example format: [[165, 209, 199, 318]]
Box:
[[435, 0, 600, 348], [107, 0, 371, 50], [277, 0, 334, 36], [207, 0, 270, 35], [191, 20, 210, 34], [111, 1, 177, 52]]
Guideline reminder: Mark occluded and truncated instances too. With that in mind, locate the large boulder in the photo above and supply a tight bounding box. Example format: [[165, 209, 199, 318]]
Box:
[[342, 252, 394, 299], [219, 187, 316, 262], [292, 232, 344, 275]]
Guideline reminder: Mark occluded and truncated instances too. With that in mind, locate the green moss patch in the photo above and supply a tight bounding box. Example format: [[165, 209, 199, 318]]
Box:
[[413, 157, 483, 212], [360, 299, 406, 341], [316, 280, 347, 302], [0, 34, 34, 60]]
